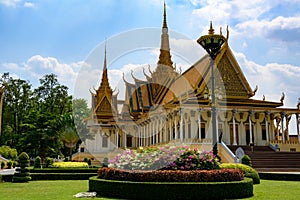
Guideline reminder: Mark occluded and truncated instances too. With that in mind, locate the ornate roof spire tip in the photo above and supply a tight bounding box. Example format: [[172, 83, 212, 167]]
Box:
[[208, 21, 214, 35], [103, 41, 107, 71], [163, 0, 168, 28]]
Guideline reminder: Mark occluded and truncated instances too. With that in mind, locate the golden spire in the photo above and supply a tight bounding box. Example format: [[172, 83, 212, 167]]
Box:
[[157, 0, 173, 68], [101, 43, 109, 87], [98, 44, 112, 94]]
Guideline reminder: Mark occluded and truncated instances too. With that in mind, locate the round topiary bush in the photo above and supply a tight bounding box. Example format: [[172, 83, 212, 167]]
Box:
[[241, 154, 252, 167], [13, 152, 31, 183], [220, 163, 260, 184]]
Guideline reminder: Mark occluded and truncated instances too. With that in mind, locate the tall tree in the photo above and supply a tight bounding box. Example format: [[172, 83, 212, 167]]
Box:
[[0, 73, 33, 149], [57, 113, 79, 160], [32, 74, 72, 160], [72, 98, 91, 142]]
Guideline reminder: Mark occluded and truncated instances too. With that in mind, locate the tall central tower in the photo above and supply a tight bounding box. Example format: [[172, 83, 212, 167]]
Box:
[[151, 1, 178, 98]]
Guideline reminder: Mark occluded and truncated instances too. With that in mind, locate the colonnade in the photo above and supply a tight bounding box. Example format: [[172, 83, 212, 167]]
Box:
[[112, 108, 300, 149]]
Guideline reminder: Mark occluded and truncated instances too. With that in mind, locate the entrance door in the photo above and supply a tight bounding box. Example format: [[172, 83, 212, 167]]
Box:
[[126, 135, 132, 148]]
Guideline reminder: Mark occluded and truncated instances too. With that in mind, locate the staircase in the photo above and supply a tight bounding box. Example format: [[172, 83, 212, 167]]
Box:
[[227, 145, 300, 172]]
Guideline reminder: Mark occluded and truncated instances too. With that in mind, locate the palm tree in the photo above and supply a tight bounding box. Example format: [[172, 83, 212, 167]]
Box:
[[57, 113, 79, 160]]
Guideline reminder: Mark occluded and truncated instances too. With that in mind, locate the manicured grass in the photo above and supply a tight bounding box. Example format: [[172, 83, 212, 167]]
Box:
[[0, 180, 91, 200], [1, 179, 300, 199], [247, 180, 300, 200]]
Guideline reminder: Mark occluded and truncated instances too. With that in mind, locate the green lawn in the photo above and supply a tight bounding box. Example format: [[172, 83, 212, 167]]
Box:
[[248, 180, 300, 200], [0, 179, 300, 200]]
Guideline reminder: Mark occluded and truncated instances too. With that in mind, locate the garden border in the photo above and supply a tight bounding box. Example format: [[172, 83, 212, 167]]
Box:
[[89, 176, 253, 200]]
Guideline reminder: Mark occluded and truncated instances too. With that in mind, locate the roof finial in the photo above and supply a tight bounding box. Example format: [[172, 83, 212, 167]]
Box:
[[226, 25, 229, 40], [103, 41, 107, 71], [163, 0, 167, 28], [208, 21, 214, 35]]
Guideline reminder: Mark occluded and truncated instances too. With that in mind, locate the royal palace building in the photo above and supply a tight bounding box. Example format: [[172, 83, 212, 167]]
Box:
[[76, 3, 300, 163]]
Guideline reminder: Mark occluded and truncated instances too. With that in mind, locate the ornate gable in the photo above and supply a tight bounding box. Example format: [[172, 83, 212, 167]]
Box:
[[215, 47, 253, 98], [92, 46, 117, 122]]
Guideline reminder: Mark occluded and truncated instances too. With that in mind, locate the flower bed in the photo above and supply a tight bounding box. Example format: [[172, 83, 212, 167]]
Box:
[[89, 145, 254, 199], [98, 167, 243, 182], [108, 145, 220, 170]]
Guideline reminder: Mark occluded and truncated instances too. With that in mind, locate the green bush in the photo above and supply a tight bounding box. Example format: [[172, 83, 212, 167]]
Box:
[[220, 163, 260, 184], [44, 157, 53, 168], [102, 157, 108, 167], [12, 152, 31, 183], [7, 160, 13, 169], [0, 174, 14, 182], [83, 157, 91, 166], [0, 145, 18, 160], [241, 155, 252, 167], [34, 156, 42, 168], [89, 176, 253, 200], [1, 161, 5, 169]]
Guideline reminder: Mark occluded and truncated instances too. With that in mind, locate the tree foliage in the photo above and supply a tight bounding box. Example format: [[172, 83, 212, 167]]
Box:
[[0, 73, 90, 161]]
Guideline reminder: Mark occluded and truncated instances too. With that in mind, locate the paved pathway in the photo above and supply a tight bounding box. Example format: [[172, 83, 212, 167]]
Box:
[[0, 169, 15, 175]]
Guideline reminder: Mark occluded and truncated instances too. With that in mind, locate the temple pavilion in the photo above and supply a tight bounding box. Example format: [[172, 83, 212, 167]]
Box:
[[75, 2, 300, 163]]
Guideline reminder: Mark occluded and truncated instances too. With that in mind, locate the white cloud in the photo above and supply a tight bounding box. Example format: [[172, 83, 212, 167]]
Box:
[[2, 55, 81, 94], [0, 0, 21, 7], [234, 50, 300, 107], [0, 0, 35, 8], [23, 1, 34, 8]]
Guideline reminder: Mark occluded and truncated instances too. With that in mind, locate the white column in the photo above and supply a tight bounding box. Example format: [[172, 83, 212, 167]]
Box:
[[174, 114, 178, 140], [169, 116, 172, 141], [233, 110, 237, 145], [249, 111, 253, 144], [139, 126, 142, 147], [180, 109, 183, 141], [198, 108, 202, 139], [265, 111, 269, 143], [156, 119, 159, 144], [164, 119, 167, 142], [124, 132, 127, 148], [144, 124, 146, 146], [296, 114, 300, 143], [116, 129, 119, 149]]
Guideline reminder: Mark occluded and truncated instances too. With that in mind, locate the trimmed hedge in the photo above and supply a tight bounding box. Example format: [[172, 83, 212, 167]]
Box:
[[89, 176, 253, 200], [30, 173, 96, 180], [259, 172, 300, 181], [220, 163, 260, 184], [97, 168, 244, 182], [29, 168, 98, 173], [28, 168, 97, 180], [0, 174, 14, 182]]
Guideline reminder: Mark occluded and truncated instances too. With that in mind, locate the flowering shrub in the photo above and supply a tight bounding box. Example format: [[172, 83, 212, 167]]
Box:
[[109, 145, 188, 170], [109, 145, 220, 170], [165, 149, 220, 170], [97, 167, 243, 182], [52, 161, 89, 168]]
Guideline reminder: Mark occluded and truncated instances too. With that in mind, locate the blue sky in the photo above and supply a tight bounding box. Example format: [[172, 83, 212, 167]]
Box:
[[1, 0, 300, 113]]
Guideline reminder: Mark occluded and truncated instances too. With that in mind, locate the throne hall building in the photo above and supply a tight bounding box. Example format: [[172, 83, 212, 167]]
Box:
[[76, 3, 300, 163]]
